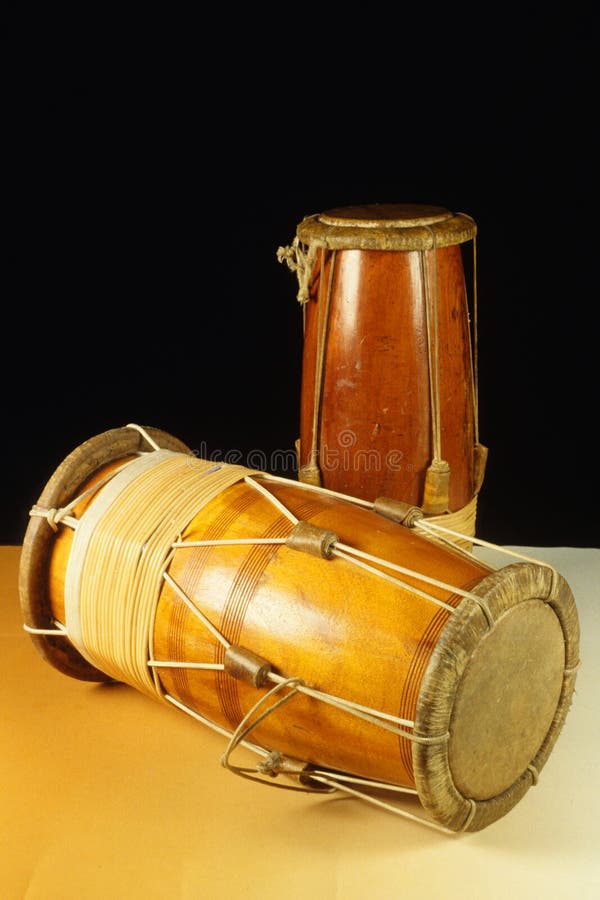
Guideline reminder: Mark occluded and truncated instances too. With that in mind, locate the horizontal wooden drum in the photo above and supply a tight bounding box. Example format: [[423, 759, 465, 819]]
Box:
[[278, 203, 488, 541], [19, 425, 579, 833]]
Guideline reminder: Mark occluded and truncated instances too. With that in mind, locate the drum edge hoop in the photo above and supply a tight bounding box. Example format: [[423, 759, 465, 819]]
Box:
[[18, 426, 193, 682], [412, 561, 580, 832], [297, 211, 477, 251]]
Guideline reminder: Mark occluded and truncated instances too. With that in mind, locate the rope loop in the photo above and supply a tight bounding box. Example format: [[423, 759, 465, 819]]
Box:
[[29, 504, 76, 531], [30, 504, 61, 531], [221, 677, 305, 775], [277, 237, 313, 304], [460, 799, 477, 832]]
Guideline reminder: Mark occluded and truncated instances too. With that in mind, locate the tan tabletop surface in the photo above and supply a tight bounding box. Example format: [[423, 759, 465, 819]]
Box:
[[2, 544, 599, 899]]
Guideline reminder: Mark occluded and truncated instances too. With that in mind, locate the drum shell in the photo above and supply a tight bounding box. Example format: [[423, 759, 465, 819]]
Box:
[[152, 478, 490, 787], [299, 241, 476, 510], [38, 460, 491, 789], [288, 203, 480, 512]]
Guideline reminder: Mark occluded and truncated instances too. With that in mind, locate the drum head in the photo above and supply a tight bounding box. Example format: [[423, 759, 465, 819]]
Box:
[[19, 426, 193, 682], [297, 203, 477, 251], [319, 203, 452, 228], [412, 561, 579, 832]]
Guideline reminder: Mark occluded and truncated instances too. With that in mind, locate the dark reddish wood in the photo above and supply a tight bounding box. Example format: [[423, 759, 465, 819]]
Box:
[[300, 244, 475, 510]]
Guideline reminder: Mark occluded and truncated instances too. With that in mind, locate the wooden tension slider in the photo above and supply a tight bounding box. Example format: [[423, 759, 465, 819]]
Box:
[[285, 521, 338, 558], [373, 497, 425, 527], [223, 645, 273, 688], [473, 443, 489, 495], [421, 460, 451, 516]]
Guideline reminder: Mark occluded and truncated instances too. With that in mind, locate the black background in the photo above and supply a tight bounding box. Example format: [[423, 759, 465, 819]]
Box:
[[3, 10, 598, 549]]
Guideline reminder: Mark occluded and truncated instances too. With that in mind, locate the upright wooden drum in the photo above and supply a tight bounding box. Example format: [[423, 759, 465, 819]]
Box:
[[278, 203, 488, 540], [19, 425, 579, 833]]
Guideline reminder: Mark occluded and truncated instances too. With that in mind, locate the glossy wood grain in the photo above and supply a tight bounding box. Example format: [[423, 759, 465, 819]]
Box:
[[44, 461, 491, 788], [300, 244, 476, 510]]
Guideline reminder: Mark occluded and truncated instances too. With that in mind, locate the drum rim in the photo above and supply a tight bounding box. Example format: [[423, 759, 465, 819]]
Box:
[[412, 560, 580, 832], [18, 425, 193, 682], [297, 204, 477, 251]]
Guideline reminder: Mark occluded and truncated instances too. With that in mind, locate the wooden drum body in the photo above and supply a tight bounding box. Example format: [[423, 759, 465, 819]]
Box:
[[278, 203, 488, 539], [19, 426, 579, 833]]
